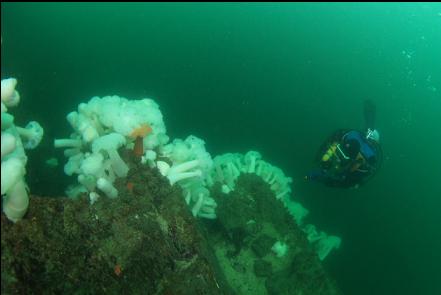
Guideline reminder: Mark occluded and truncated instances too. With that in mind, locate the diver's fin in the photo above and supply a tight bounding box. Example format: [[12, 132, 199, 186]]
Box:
[[364, 99, 376, 130]]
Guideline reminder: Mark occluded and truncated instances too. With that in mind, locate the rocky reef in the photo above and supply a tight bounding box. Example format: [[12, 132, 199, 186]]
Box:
[[1, 151, 228, 294], [203, 173, 343, 295]]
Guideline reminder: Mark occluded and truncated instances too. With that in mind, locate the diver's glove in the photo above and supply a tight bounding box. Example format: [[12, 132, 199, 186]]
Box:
[[366, 129, 380, 143]]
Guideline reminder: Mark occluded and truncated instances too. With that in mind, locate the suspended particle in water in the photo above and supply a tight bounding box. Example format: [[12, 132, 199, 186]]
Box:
[[402, 50, 414, 59], [428, 86, 437, 92]]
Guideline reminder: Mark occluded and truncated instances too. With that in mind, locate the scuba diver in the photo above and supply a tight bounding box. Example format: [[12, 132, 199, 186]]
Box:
[[306, 100, 382, 188]]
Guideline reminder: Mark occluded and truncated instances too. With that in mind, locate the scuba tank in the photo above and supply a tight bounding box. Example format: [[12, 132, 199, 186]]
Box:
[[322, 143, 337, 162]]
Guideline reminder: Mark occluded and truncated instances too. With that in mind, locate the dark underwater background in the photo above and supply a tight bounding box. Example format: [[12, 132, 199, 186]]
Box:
[[2, 3, 440, 295]]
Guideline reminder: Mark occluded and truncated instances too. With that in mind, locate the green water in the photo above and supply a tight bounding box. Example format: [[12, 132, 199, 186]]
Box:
[[2, 3, 440, 294]]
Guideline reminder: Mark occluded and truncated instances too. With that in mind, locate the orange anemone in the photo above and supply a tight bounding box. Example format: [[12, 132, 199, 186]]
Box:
[[114, 264, 122, 276], [130, 124, 152, 158], [126, 182, 134, 192]]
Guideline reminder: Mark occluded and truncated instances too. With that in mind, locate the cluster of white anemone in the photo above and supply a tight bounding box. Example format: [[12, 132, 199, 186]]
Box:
[[303, 224, 341, 261], [54, 96, 215, 216], [208, 151, 292, 197], [1, 77, 44, 223], [54, 95, 169, 203], [158, 135, 217, 219]]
